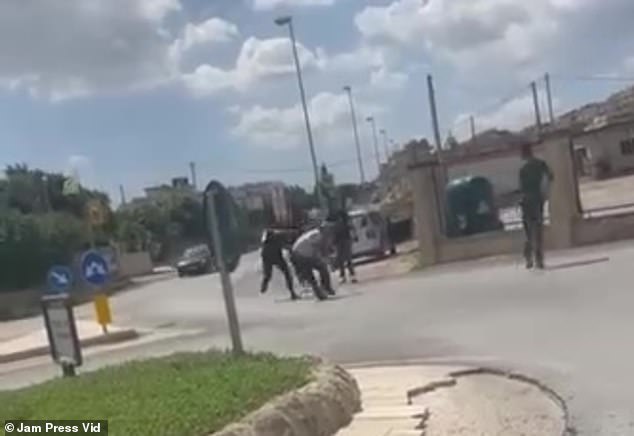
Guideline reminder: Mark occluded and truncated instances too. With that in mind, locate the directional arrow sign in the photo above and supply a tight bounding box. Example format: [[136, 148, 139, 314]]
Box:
[[46, 266, 74, 294], [80, 251, 110, 287]]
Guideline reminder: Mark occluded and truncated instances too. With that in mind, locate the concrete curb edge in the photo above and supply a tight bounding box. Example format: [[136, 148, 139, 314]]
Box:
[[212, 364, 362, 436], [342, 359, 574, 436], [448, 367, 576, 436], [0, 329, 139, 364]]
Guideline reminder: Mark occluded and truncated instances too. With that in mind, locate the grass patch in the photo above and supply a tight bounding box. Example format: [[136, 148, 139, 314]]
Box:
[[0, 351, 312, 436]]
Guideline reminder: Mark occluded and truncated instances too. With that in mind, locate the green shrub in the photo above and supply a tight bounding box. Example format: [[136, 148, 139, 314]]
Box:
[[0, 211, 89, 291]]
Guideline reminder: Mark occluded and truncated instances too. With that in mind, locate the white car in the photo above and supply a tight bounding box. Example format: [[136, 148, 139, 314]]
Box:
[[348, 209, 391, 259]]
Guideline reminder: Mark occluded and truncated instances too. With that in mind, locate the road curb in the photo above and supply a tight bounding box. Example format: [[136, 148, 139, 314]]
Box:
[[346, 360, 573, 436], [212, 364, 361, 436], [448, 367, 576, 436], [0, 329, 139, 364]]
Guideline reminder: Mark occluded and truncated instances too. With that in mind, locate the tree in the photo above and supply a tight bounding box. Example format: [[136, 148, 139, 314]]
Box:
[[3, 164, 111, 219], [0, 163, 112, 291], [114, 190, 207, 261]]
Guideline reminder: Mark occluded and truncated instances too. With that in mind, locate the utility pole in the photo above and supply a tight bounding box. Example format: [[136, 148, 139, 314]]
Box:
[[469, 115, 477, 144], [545, 73, 555, 124], [366, 116, 381, 176], [119, 185, 127, 206], [189, 161, 198, 191], [531, 81, 543, 137], [343, 85, 366, 184], [275, 16, 325, 212], [379, 129, 390, 162], [427, 74, 443, 160]]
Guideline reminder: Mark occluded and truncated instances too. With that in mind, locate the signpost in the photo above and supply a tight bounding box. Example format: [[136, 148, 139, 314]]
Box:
[[42, 294, 81, 377], [86, 199, 106, 227], [203, 180, 244, 355], [46, 265, 73, 294], [80, 250, 112, 333]]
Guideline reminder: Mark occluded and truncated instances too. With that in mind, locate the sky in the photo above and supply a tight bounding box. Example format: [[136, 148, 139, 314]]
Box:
[[1, 0, 634, 204]]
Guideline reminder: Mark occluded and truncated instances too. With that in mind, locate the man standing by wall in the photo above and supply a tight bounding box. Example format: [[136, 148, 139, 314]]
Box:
[[519, 144, 554, 269]]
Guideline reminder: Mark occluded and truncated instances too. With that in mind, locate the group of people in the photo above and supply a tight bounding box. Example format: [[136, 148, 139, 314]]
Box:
[[257, 143, 549, 298], [259, 209, 357, 301]]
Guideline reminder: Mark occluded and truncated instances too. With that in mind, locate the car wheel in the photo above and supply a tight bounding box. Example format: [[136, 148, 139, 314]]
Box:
[[178, 270, 185, 278]]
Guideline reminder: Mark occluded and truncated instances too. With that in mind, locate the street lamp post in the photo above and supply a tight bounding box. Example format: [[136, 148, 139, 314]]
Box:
[[379, 129, 390, 162], [275, 15, 325, 212], [343, 85, 365, 184], [366, 116, 381, 176]]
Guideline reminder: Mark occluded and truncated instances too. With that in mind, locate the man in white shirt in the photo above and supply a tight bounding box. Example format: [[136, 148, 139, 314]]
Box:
[[290, 224, 335, 300]]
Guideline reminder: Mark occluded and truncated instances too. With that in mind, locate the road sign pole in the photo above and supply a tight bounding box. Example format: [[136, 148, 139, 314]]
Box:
[[208, 188, 244, 355]]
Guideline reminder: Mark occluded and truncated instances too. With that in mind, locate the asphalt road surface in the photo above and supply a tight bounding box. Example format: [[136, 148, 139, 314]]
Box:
[[3, 244, 634, 435]]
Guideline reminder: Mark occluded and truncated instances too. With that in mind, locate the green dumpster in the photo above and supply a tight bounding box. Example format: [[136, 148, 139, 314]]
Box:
[[445, 176, 504, 237]]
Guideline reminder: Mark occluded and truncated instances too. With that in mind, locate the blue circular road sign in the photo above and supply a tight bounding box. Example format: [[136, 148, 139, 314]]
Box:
[[46, 265, 74, 294], [80, 250, 110, 287]]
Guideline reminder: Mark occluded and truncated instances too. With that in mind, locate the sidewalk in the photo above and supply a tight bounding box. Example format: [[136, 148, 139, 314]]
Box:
[[0, 320, 138, 364], [337, 364, 567, 436]]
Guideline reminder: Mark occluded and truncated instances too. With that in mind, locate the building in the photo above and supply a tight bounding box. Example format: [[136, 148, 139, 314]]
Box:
[[573, 117, 634, 178], [144, 177, 194, 199], [377, 138, 432, 220], [228, 181, 291, 226]]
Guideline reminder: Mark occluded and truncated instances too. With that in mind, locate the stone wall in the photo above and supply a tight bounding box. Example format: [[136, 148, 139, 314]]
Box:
[[213, 365, 361, 436]]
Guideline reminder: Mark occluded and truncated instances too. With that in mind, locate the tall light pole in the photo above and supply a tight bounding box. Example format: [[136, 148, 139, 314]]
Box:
[[379, 129, 390, 162], [343, 85, 365, 184], [366, 116, 381, 176], [275, 15, 325, 211]]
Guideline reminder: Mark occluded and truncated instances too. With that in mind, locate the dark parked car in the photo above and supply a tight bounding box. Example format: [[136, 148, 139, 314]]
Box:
[[176, 245, 214, 277]]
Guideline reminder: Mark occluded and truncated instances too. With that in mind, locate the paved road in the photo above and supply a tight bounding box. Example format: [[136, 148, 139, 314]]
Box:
[[3, 243, 634, 435]]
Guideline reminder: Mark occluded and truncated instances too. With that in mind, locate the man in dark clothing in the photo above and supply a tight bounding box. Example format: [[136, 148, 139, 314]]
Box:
[[260, 229, 297, 300], [334, 210, 357, 284], [519, 144, 554, 269]]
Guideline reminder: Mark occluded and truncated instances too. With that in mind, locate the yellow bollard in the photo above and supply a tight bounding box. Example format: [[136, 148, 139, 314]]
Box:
[[93, 293, 112, 334]]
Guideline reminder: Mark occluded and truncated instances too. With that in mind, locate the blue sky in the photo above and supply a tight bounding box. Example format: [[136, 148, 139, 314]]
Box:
[[1, 0, 634, 203]]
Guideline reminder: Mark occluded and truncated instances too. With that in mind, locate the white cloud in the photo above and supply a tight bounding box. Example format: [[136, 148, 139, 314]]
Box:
[[182, 37, 397, 97], [472, 96, 537, 133], [355, 0, 554, 64], [171, 18, 239, 57], [316, 45, 384, 73], [67, 154, 98, 187], [252, 0, 336, 11], [370, 67, 408, 90], [0, 0, 182, 100], [355, 0, 634, 83], [182, 36, 318, 96], [452, 93, 562, 141], [232, 92, 384, 149], [138, 0, 181, 21]]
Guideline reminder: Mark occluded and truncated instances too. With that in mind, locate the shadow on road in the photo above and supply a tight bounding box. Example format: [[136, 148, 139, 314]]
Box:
[[546, 256, 610, 271], [273, 292, 362, 304]]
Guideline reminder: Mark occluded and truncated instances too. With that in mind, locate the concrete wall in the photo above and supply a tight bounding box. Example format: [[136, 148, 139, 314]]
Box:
[[574, 124, 634, 175], [0, 289, 41, 320], [118, 251, 153, 277], [438, 230, 523, 263], [408, 135, 586, 267], [574, 213, 634, 246]]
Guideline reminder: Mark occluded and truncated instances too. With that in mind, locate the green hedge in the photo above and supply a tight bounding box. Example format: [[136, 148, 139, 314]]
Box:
[[0, 210, 89, 292]]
